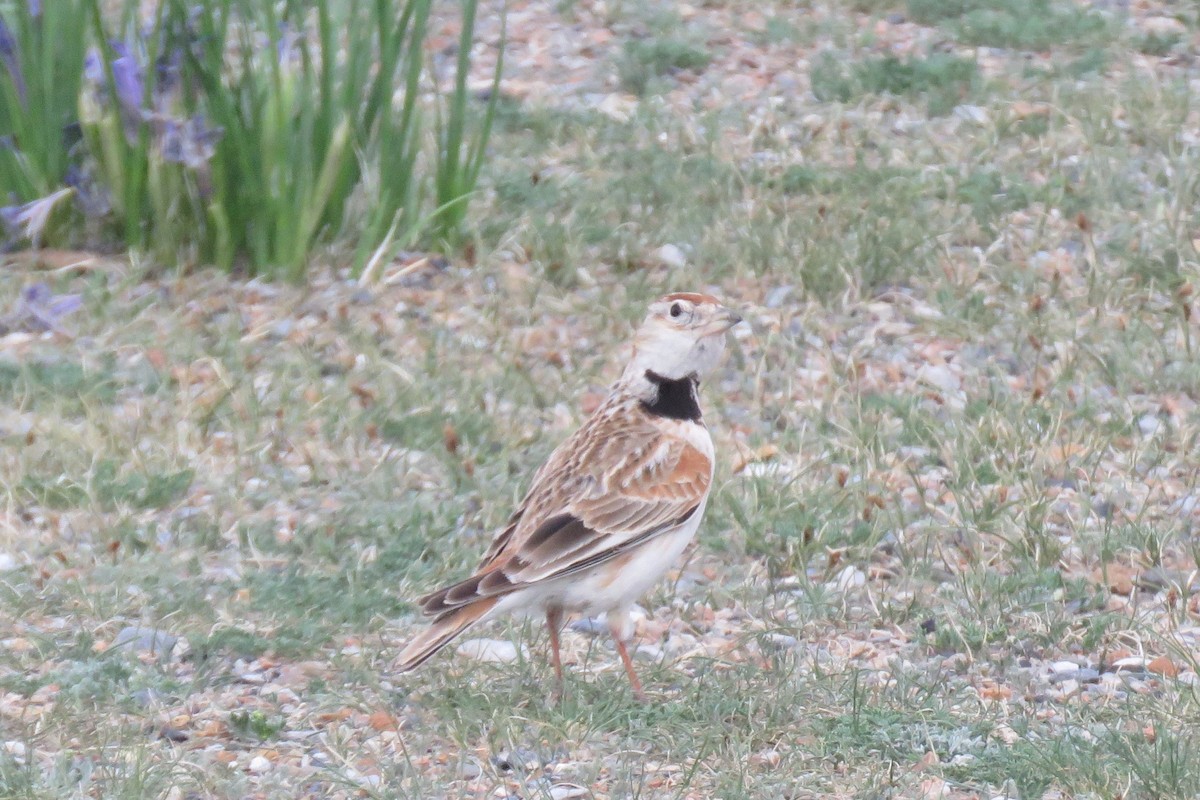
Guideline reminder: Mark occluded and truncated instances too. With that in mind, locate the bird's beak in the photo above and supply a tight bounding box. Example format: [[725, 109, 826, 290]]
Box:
[[710, 306, 744, 334]]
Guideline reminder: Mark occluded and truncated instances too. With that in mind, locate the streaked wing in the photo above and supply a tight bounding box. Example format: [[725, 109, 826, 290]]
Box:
[[476, 509, 521, 570], [419, 405, 712, 615], [506, 425, 711, 584]]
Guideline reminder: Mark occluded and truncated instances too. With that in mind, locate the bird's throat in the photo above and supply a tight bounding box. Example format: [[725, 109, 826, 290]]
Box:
[[641, 370, 702, 422]]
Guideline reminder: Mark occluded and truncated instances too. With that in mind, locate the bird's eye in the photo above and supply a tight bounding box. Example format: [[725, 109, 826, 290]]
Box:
[[670, 303, 683, 318]]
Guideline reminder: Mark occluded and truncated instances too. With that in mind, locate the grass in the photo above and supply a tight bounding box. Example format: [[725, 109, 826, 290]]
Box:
[[907, 0, 1113, 51], [0, 0, 89, 204], [2, 0, 498, 278], [617, 37, 712, 95], [1133, 31, 1183, 57], [811, 51, 980, 116], [614, 6, 712, 95], [2, 0, 1200, 798]]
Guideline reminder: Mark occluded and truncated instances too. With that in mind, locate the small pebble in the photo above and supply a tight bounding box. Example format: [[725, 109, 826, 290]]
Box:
[[456, 639, 528, 664], [492, 747, 540, 773], [762, 633, 798, 651], [652, 244, 687, 268], [633, 644, 663, 662], [897, 446, 934, 464], [570, 617, 606, 636], [764, 285, 793, 308], [130, 688, 165, 707], [550, 787, 589, 800], [801, 644, 835, 666], [112, 626, 178, 659], [1169, 494, 1199, 517], [954, 105, 990, 125], [918, 363, 960, 393], [829, 565, 866, 592], [248, 755, 270, 774], [158, 727, 189, 743], [282, 729, 320, 741], [1111, 656, 1150, 673], [1050, 667, 1100, 684]]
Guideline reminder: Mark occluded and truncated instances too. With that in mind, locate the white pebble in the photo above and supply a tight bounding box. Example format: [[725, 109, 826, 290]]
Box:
[[248, 755, 270, 773], [633, 644, 663, 662], [764, 633, 799, 651], [455, 639, 528, 664], [1171, 495, 1199, 515], [1112, 656, 1150, 670], [829, 565, 866, 592], [917, 363, 960, 393], [954, 105, 990, 125], [652, 244, 687, 268]]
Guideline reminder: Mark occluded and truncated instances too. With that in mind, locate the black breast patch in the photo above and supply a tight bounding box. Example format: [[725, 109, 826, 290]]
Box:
[[641, 370, 702, 422]]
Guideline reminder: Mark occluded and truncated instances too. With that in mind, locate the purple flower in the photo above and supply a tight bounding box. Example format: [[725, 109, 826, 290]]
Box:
[[0, 18, 24, 104], [155, 49, 180, 93], [160, 114, 222, 170], [0, 200, 21, 232], [79, 31, 222, 176], [65, 164, 111, 219], [0, 187, 74, 247], [86, 39, 196, 148], [0, 18, 14, 58], [4, 282, 83, 334], [27, 0, 41, 18], [111, 52, 145, 117], [83, 49, 102, 84], [277, 22, 299, 65], [84, 42, 146, 114], [83, 42, 155, 142]]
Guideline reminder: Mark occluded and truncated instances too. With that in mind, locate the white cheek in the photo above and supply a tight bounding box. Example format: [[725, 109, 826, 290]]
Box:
[[692, 338, 722, 375]]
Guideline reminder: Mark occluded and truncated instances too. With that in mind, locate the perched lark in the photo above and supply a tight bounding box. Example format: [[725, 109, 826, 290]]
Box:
[[397, 292, 743, 699]]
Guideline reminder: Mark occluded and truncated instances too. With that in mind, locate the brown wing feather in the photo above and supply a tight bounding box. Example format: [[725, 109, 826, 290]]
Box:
[[417, 401, 712, 615], [476, 509, 522, 570]]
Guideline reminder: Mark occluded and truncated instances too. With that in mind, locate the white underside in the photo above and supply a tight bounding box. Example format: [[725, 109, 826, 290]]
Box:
[[489, 495, 708, 636]]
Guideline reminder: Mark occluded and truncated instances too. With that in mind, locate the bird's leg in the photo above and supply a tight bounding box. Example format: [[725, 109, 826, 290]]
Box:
[[613, 638, 645, 701], [607, 609, 646, 702], [546, 606, 565, 700]]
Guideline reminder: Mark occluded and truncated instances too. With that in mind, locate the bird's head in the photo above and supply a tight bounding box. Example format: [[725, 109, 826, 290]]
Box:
[[625, 292, 743, 382]]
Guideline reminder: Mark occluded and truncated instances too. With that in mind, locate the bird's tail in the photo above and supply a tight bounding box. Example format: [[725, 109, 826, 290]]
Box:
[[396, 597, 498, 672]]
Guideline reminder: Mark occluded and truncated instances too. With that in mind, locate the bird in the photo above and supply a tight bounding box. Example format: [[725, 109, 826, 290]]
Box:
[[396, 292, 743, 700]]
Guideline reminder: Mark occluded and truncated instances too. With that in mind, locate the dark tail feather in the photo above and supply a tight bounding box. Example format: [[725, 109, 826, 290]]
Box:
[[397, 598, 498, 672]]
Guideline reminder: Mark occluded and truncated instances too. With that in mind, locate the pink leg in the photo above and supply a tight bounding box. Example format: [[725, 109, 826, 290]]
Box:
[[607, 610, 646, 702], [613, 636, 646, 702]]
